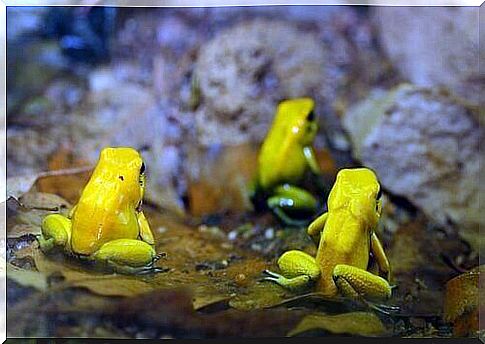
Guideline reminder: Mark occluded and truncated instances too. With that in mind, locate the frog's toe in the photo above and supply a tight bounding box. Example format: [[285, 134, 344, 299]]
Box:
[[262, 269, 286, 282], [263, 269, 282, 278], [134, 265, 171, 275], [368, 302, 401, 316], [262, 269, 313, 291], [152, 252, 167, 263]]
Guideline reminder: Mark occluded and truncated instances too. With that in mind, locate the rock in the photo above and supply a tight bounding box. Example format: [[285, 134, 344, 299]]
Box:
[[6, 127, 64, 177], [194, 19, 335, 146], [342, 84, 482, 253], [373, 7, 481, 111], [69, 67, 188, 214]]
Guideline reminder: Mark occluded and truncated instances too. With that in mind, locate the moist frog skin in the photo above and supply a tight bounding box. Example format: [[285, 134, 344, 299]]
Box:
[[264, 168, 393, 303], [251, 98, 322, 226], [39, 147, 162, 274]]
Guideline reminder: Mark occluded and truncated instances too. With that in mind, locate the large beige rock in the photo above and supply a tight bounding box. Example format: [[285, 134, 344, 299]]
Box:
[[70, 67, 188, 214], [194, 19, 333, 146], [373, 7, 481, 110], [343, 84, 482, 253]]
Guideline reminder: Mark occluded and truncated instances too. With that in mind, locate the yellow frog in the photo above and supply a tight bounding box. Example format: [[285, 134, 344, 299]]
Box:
[[264, 168, 392, 302], [251, 97, 322, 225], [38, 147, 162, 274]]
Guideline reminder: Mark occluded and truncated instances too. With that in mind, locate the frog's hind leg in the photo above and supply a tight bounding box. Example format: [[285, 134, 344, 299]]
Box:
[[332, 264, 392, 301], [39, 214, 72, 252], [267, 184, 318, 226], [91, 239, 164, 274], [263, 250, 320, 291], [332, 264, 400, 314]]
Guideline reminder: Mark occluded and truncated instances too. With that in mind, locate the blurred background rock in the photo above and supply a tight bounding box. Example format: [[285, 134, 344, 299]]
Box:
[[6, 6, 482, 255]]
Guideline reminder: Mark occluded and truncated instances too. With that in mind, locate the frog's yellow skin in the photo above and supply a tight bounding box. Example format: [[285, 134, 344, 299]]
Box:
[[39, 147, 162, 274], [264, 168, 392, 302], [252, 98, 321, 225]]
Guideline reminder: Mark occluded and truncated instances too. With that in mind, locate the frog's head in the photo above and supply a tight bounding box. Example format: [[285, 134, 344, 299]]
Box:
[[327, 168, 382, 226], [275, 97, 318, 145], [93, 147, 146, 207]]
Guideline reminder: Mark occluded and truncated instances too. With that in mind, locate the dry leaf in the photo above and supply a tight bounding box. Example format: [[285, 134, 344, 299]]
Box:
[[32, 246, 154, 297], [7, 165, 91, 204], [7, 192, 71, 238], [6, 175, 39, 201], [288, 312, 387, 337], [7, 262, 48, 291], [36, 147, 92, 204], [229, 281, 290, 311], [444, 265, 484, 336], [69, 277, 155, 297], [192, 292, 231, 311]]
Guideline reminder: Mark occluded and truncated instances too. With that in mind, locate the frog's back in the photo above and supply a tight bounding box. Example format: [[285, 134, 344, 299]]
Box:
[[70, 165, 141, 255], [257, 98, 314, 189], [314, 210, 371, 296]]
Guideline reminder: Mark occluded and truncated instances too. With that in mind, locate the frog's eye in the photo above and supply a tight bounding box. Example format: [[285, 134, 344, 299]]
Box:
[[140, 162, 146, 175], [307, 110, 315, 122], [376, 188, 382, 200]]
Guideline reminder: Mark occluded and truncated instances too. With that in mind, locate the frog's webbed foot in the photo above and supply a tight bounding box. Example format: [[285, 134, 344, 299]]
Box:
[[131, 251, 169, 275], [39, 214, 73, 253], [267, 185, 319, 227], [367, 302, 401, 316], [262, 269, 313, 291], [263, 250, 320, 291]]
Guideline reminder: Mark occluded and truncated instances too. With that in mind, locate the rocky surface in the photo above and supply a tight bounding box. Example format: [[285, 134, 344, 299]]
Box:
[[193, 10, 389, 147], [194, 19, 331, 146], [67, 66, 191, 214], [342, 84, 482, 253], [373, 7, 482, 112]]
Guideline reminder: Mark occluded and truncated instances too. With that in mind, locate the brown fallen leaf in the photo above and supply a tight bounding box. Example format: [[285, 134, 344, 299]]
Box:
[[443, 265, 484, 336], [19, 192, 72, 211], [6, 175, 39, 201], [36, 147, 92, 204], [32, 246, 154, 297], [7, 262, 48, 291], [7, 192, 71, 238], [7, 165, 92, 203], [229, 281, 292, 311], [387, 217, 468, 315], [287, 311, 387, 337], [68, 277, 155, 298], [192, 291, 231, 311]]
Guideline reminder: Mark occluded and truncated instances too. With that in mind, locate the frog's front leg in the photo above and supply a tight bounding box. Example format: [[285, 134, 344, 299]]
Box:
[[332, 264, 392, 301], [91, 239, 163, 274], [39, 214, 73, 252], [137, 211, 155, 245], [267, 184, 318, 226], [263, 250, 320, 290], [371, 232, 390, 280], [303, 146, 321, 176], [307, 212, 327, 245]]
